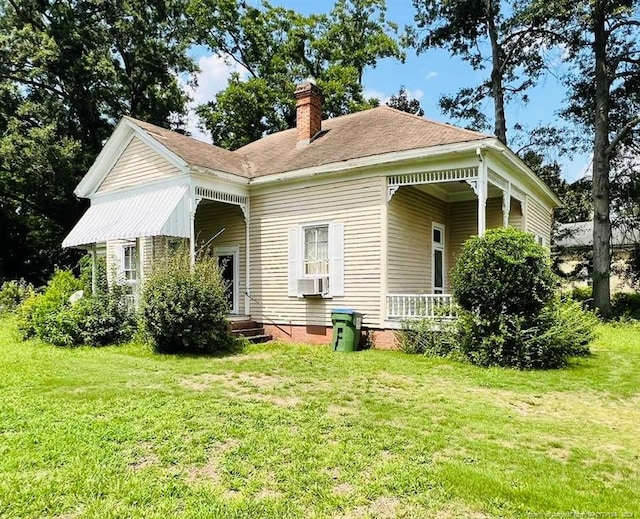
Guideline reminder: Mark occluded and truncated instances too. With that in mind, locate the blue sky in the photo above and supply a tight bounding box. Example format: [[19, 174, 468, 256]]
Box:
[[186, 0, 590, 181]]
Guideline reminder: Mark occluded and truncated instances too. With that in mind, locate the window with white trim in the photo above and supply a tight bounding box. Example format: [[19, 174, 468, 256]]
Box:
[[121, 243, 137, 282], [288, 222, 344, 297], [304, 225, 329, 276], [432, 223, 445, 294]]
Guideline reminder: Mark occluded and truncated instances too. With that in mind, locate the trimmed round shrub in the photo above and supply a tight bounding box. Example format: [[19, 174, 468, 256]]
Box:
[[451, 227, 556, 317], [139, 252, 234, 354]]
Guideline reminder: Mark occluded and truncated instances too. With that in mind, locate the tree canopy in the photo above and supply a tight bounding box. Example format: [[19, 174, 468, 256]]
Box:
[[191, 0, 403, 150]]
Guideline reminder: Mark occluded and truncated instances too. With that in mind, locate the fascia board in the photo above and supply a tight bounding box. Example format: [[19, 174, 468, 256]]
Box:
[[485, 140, 562, 207], [190, 166, 250, 186], [248, 139, 494, 187]]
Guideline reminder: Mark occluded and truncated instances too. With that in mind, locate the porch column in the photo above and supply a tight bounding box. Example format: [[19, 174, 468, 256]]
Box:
[[189, 193, 202, 266], [477, 150, 487, 235], [91, 244, 98, 295], [243, 201, 251, 316], [502, 183, 511, 227]]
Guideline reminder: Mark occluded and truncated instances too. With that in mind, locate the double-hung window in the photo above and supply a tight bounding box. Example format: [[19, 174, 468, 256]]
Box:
[[288, 222, 344, 297], [304, 225, 329, 276], [122, 243, 137, 283]]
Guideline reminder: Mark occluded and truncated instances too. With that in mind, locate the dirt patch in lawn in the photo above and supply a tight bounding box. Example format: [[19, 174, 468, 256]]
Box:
[[129, 442, 160, 472], [180, 372, 302, 407], [334, 496, 400, 519], [187, 439, 240, 485]]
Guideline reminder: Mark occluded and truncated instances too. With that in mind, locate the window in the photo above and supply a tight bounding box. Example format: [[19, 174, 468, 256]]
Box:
[[432, 223, 445, 294], [122, 243, 137, 282], [288, 223, 344, 297], [304, 225, 329, 276]]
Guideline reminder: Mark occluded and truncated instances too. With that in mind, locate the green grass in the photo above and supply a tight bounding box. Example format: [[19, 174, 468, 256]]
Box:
[[1, 318, 639, 519]]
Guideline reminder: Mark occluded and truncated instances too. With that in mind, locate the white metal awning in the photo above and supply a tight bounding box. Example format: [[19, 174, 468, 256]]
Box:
[[62, 185, 190, 248]]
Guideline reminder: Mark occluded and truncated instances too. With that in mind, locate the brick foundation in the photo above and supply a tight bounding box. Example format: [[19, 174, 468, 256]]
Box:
[[261, 323, 398, 350]]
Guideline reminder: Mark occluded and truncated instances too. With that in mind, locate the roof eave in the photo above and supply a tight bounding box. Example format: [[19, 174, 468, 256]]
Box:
[[485, 139, 562, 208], [249, 138, 493, 185]]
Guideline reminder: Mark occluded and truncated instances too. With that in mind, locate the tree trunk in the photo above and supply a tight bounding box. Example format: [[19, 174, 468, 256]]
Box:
[[485, 0, 507, 144], [591, 4, 612, 316]]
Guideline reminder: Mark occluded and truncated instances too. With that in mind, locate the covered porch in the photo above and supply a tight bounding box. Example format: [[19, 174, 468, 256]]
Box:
[[62, 179, 251, 316], [384, 158, 526, 323]]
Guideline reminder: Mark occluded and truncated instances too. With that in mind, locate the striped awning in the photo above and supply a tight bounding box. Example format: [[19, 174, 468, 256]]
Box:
[[62, 185, 190, 248]]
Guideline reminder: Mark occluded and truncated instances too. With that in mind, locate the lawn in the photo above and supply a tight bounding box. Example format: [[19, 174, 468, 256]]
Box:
[[1, 318, 639, 519]]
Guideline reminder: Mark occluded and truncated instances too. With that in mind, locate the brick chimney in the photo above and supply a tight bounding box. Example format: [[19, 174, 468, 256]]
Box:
[[294, 79, 322, 147]]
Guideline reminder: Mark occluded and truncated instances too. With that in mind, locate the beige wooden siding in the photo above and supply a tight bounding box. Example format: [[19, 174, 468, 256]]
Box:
[[448, 200, 477, 273], [249, 176, 382, 328], [195, 201, 247, 311], [387, 186, 448, 293], [97, 136, 179, 193], [526, 196, 553, 244]]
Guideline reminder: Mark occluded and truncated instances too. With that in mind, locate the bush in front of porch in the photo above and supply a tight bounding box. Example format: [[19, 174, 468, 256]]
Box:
[[139, 251, 235, 354], [451, 228, 597, 369]]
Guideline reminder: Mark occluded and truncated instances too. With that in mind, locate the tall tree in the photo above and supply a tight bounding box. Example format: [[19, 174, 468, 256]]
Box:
[[408, 0, 552, 144], [527, 0, 640, 315], [386, 86, 425, 116], [190, 0, 402, 150], [0, 0, 195, 284]]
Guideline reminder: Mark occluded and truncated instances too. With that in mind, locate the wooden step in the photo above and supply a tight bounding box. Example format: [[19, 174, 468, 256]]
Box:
[[231, 327, 266, 338], [230, 320, 258, 331], [245, 334, 273, 344]]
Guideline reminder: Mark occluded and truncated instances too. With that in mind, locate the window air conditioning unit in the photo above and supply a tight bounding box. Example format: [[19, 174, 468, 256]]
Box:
[[298, 277, 329, 297]]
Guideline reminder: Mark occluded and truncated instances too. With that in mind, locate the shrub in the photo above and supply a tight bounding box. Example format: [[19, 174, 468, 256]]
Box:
[[396, 314, 459, 357], [15, 270, 135, 347], [62, 292, 136, 347], [451, 228, 596, 369], [451, 227, 556, 317], [16, 270, 84, 340], [611, 292, 640, 321], [0, 279, 35, 314], [457, 299, 597, 369], [139, 252, 234, 354]]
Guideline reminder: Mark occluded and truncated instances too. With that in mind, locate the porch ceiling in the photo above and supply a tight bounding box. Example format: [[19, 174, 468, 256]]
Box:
[[413, 182, 503, 202]]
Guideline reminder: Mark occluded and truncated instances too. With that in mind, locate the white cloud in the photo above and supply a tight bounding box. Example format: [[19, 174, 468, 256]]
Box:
[[409, 88, 424, 101], [363, 88, 388, 103], [180, 53, 249, 143], [364, 87, 424, 106], [425, 71, 438, 80]]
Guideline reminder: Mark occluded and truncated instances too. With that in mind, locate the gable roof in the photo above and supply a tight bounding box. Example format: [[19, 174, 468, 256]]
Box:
[[124, 106, 489, 179], [124, 117, 248, 177]]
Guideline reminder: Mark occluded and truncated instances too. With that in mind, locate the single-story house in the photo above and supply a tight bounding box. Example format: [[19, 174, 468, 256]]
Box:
[[553, 221, 640, 292], [63, 80, 560, 347]]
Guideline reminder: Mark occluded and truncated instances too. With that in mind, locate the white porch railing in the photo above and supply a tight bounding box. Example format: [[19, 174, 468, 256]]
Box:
[[386, 294, 457, 320]]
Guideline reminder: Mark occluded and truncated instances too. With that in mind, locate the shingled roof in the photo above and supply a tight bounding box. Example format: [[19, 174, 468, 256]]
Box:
[[126, 106, 490, 179], [125, 117, 249, 176]]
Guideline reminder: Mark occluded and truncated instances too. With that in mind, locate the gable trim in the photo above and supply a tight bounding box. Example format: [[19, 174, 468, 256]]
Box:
[[74, 119, 190, 198]]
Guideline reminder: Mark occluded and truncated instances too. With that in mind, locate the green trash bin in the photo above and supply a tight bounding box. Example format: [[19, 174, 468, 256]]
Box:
[[331, 308, 363, 352]]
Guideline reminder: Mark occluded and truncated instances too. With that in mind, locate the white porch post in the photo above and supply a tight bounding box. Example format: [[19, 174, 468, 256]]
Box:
[[502, 182, 512, 227], [477, 150, 487, 235], [243, 201, 250, 316], [189, 190, 201, 267], [91, 244, 98, 295]]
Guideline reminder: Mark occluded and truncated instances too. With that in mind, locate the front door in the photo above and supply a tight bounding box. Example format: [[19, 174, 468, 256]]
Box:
[[215, 246, 239, 314]]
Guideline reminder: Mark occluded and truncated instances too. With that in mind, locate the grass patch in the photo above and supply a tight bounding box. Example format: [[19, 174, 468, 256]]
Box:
[[1, 318, 639, 518]]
